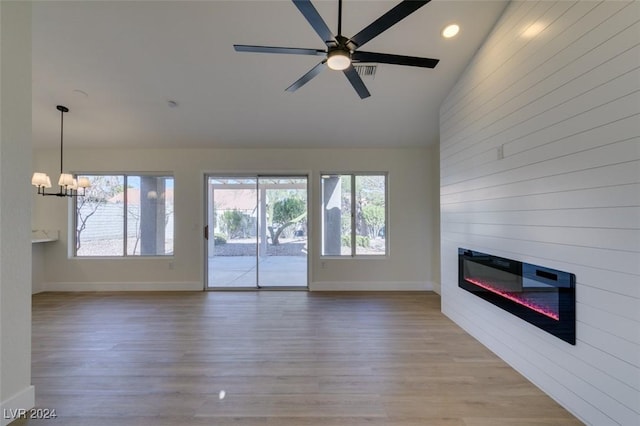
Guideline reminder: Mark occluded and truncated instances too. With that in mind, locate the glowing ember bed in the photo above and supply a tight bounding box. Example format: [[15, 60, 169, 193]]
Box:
[[458, 248, 576, 345]]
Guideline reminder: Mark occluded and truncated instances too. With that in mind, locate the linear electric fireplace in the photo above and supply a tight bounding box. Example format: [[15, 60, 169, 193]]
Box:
[[459, 248, 576, 344]]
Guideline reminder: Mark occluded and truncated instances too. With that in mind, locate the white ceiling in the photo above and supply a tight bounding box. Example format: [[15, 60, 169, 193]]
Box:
[[32, 0, 508, 150]]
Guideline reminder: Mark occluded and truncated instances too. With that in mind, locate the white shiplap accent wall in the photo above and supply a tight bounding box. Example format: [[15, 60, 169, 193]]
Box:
[[439, 2, 640, 425]]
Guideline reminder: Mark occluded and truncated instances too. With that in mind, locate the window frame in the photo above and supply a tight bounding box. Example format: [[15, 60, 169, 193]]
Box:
[[320, 172, 389, 258], [72, 172, 174, 258]]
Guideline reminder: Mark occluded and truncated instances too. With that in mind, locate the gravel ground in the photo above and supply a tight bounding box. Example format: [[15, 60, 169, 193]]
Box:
[[213, 238, 307, 256], [77, 236, 384, 257], [213, 237, 385, 256], [76, 238, 174, 256]]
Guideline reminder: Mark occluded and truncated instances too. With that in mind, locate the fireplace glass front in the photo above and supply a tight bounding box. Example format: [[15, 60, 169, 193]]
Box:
[[459, 248, 576, 344]]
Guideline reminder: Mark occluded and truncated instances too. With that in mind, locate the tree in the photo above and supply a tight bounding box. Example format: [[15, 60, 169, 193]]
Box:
[[361, 204, 385, 238], [76, 175, 123, 252], [355, 175, 385, 238], [268, 197, 306, 245]]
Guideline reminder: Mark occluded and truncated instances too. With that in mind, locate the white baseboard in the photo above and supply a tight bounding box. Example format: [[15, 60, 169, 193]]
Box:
[[42, 281, 434, 292], [43, 281, 203, 292], [1, 385, 35, 426], [310, 281, 434, 291]]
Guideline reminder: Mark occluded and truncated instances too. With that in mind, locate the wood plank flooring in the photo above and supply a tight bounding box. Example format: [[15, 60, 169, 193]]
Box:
[[15, 291, 582, 425]]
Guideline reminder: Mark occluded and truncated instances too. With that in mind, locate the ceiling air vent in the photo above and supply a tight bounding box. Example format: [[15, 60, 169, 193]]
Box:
[[354, 64, 377, 78]]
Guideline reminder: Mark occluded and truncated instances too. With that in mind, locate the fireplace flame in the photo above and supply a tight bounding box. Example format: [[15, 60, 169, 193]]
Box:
[[465, 278, 560, 320]]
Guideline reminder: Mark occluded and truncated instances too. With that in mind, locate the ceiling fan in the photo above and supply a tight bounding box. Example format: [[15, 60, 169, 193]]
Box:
[[234, 0, 439, 99]]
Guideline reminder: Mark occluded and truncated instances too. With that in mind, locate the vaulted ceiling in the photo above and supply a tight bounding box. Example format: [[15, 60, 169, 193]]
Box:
[[32, 0, 508, 149]]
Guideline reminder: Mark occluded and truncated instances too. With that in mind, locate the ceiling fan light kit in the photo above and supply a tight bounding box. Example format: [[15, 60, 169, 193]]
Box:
[[234, 0, 440, 99], [327, 48, 351, 70]]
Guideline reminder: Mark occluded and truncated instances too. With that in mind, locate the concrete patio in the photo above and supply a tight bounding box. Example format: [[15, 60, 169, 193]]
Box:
[[207, 255, 307, 288]]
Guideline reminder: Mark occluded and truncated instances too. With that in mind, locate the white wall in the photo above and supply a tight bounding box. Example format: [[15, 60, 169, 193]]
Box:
[[431, 142, 441, 294], [440, 1, 639, 425], [31, 244, 46, 294], [32, 147, 438, 291], [0, 2, 35, 424]]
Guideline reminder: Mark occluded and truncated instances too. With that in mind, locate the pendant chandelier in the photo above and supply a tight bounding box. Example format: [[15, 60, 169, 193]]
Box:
[[31, 105, 90, 197]]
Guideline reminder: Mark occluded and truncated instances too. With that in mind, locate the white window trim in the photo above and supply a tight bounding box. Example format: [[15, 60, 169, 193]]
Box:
[[73, 173, 174, 258], [320, 172, 388, 258]]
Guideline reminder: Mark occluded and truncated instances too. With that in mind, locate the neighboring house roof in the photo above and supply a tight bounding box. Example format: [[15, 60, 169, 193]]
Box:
[[212, 189, 257, 212], [109, 188, 174, 205]]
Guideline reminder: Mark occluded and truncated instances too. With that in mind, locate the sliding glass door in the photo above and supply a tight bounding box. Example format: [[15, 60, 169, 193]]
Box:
[[207, 177, 258, 288], [205, 175, 308, 289]]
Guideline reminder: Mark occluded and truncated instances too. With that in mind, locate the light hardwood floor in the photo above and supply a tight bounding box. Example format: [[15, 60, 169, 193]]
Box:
[[16, 291, 582, 425]]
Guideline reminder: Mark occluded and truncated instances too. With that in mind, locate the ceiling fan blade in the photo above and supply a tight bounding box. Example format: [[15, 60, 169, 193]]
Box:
[[353, 51, 439, 68], [292, 0, 335, 45], [286, 61, 328, 93], [349, 0, 431, 48], [234, 45, 326, 56], [343, 66, 371, 99]]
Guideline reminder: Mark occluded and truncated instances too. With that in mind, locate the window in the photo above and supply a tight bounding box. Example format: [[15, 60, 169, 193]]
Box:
[[321, 173, 387, 257], [74, 174, 174, 257]]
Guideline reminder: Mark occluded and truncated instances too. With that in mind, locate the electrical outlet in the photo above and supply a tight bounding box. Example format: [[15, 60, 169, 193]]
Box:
[[321, 261, 327, 269], [168, 261, 174, 270]]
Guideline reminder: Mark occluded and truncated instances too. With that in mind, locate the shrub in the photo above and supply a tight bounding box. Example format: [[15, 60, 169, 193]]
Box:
[[220, 209, 249, 239], [341, 235, 370, 248], [356, 235, 370, 248]]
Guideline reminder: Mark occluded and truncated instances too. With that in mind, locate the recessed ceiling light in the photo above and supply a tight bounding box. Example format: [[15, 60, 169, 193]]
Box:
[[521, 22, 545, 38], [442, 24, 460, 39]]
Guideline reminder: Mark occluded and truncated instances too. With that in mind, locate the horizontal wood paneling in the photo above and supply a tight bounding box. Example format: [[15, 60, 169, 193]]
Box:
[[442, 139, 639, 196], [441, 2, 634, 149], [441, 183, 640, 212], [440, 0, 546, 120], [443, 207, 640, 229], [439, 1, 640, 425], [442, 222, 639, 252], [441, 161, 639, 205], [442, 115, 639, 186]]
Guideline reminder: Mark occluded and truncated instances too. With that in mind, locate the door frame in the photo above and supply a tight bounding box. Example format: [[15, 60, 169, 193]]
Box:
[[203, 172, 310, 291]]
